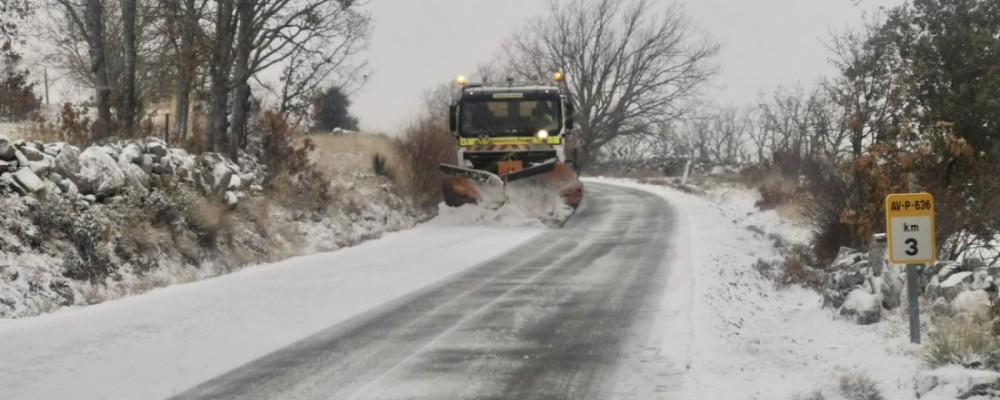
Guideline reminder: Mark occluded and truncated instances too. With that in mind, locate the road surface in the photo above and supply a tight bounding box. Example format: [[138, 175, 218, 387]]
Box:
[[171, 183, 678, 399]]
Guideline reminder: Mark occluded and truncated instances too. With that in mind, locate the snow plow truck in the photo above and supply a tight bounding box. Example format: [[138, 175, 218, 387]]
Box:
[[439, 74, 584, 225]]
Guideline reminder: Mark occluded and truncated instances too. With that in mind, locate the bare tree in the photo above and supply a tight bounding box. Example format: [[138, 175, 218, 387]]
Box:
[[160, 0, 203, 139], [270, 8, 370, 123], [825, 13, 911, 218], [54, 0, 113, 137], [503, 0, 718, 166], [1, 0, 31, 50], [201, 0, 369, 158]]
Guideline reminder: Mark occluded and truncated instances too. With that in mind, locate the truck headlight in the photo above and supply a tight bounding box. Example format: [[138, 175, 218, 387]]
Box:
[[536, 129, 549, 139]]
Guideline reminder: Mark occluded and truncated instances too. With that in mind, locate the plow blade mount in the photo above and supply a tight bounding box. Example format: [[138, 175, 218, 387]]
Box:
[[504, 161, 557, 183], [439, 164, 506, 209]]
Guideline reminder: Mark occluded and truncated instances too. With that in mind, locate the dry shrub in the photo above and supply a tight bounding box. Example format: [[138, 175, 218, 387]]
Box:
[[922, 315, 1000, 369], [778, 253, 823, 289], [258, 111, 331, 212], [58, 103, 94, 147], [396, 116, 456, 210], [838, 373, 885, 400], [186, 198, 230, 247], [791, 391, 826, 400], [14, 121, 61, 143], [28, 197, 113, 281], [756, 174, 800, 210], [372, 153, 389, 177], [797, 157, 855, 263]]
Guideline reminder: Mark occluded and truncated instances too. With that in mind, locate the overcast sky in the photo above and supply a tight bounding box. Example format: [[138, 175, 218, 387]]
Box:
[[352, 0, 904, 135]]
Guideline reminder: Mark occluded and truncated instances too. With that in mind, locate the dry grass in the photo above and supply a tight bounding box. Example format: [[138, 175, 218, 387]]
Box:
[[922, 315, 1000, 369], [1, 121, 61, 143], [839, 373, 885, 400], [302, 133, 406, 180], [187, 198, 230, 246]]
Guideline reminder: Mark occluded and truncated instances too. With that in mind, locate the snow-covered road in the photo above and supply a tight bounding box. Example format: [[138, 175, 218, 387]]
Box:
[[0, 181, 688, 400], [168, 183, 680, 400]]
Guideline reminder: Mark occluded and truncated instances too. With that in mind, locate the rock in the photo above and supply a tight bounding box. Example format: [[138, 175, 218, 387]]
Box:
[[952, 290, 990, 319], [99, 145, 120, 161], [832, 247, 864, 269], [822, 289, 846, 309], [18, 146, 44, 162], [138, 154, 154, 174], [119, 162, 149, 191], [195, 153, 234, 194], [14, 149, 28, 166], [880, 276, 902, 310], [83, 194, 97, 203], [225, 191, 238, 208], [43, 143, 64, 157], [169, 148, 189, 158], [49, 172, 64, 185], [833, 268, 866, 290], [151, 163, 171, 175], [916, 366, 1000, 399], [0, 136, 14, 161], [57, 178, 78, 197], [239, 173, 255, 189], [78, 146, 125, 198], [119, 143, 143, 165], [54, 145, 83, 182], [12, 168, 45, 193], [249, 184, 263, 193], [0, 160, 10, 174], [176, 166, 190, 180], [228, 174, 242, 190], [147, 141, 168, 158], [839, 289, 882, 325], [27, 160, 51, 175], [941, 271, 974, 288], [149, 174, 162, 188]]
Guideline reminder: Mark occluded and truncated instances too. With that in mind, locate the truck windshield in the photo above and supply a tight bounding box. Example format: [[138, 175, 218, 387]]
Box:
[[460, 99, 560, 137]]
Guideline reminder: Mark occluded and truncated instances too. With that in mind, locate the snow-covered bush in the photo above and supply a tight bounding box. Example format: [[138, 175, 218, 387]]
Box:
[[922, 315, 1000, 370], [838, 373, 885, 400]]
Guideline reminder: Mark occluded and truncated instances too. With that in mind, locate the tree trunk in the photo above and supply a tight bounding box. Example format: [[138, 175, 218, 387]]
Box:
[[206, 0, 236, 153], [228, 0, 253, 159], [85, 0, 112, 139], [121, 0, 137, 137], [173, 0, 196, 140]]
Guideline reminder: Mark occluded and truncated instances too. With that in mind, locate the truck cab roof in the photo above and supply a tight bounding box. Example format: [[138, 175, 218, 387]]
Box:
[[460, 85, 562, 101]]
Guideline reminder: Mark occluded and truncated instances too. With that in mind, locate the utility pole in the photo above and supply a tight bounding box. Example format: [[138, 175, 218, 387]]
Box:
[[44, 68, 50, 105]]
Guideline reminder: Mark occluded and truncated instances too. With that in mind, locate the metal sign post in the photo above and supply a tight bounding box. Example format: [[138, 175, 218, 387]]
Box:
[[885, 192, 936, 344], [905, 264, 921, 344]]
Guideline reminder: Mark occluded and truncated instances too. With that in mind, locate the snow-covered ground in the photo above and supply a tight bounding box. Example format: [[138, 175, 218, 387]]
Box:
[[589, 178, 926, 399], [0, 177, 977, 399]]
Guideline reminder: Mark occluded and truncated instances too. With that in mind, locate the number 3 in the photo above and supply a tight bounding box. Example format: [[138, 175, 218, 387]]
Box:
[[905, 238, 919, 256]]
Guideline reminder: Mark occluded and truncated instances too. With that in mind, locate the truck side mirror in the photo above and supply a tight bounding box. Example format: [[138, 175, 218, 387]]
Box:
[[449, 104, 458, 136], [565, 101, 575, 132]]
